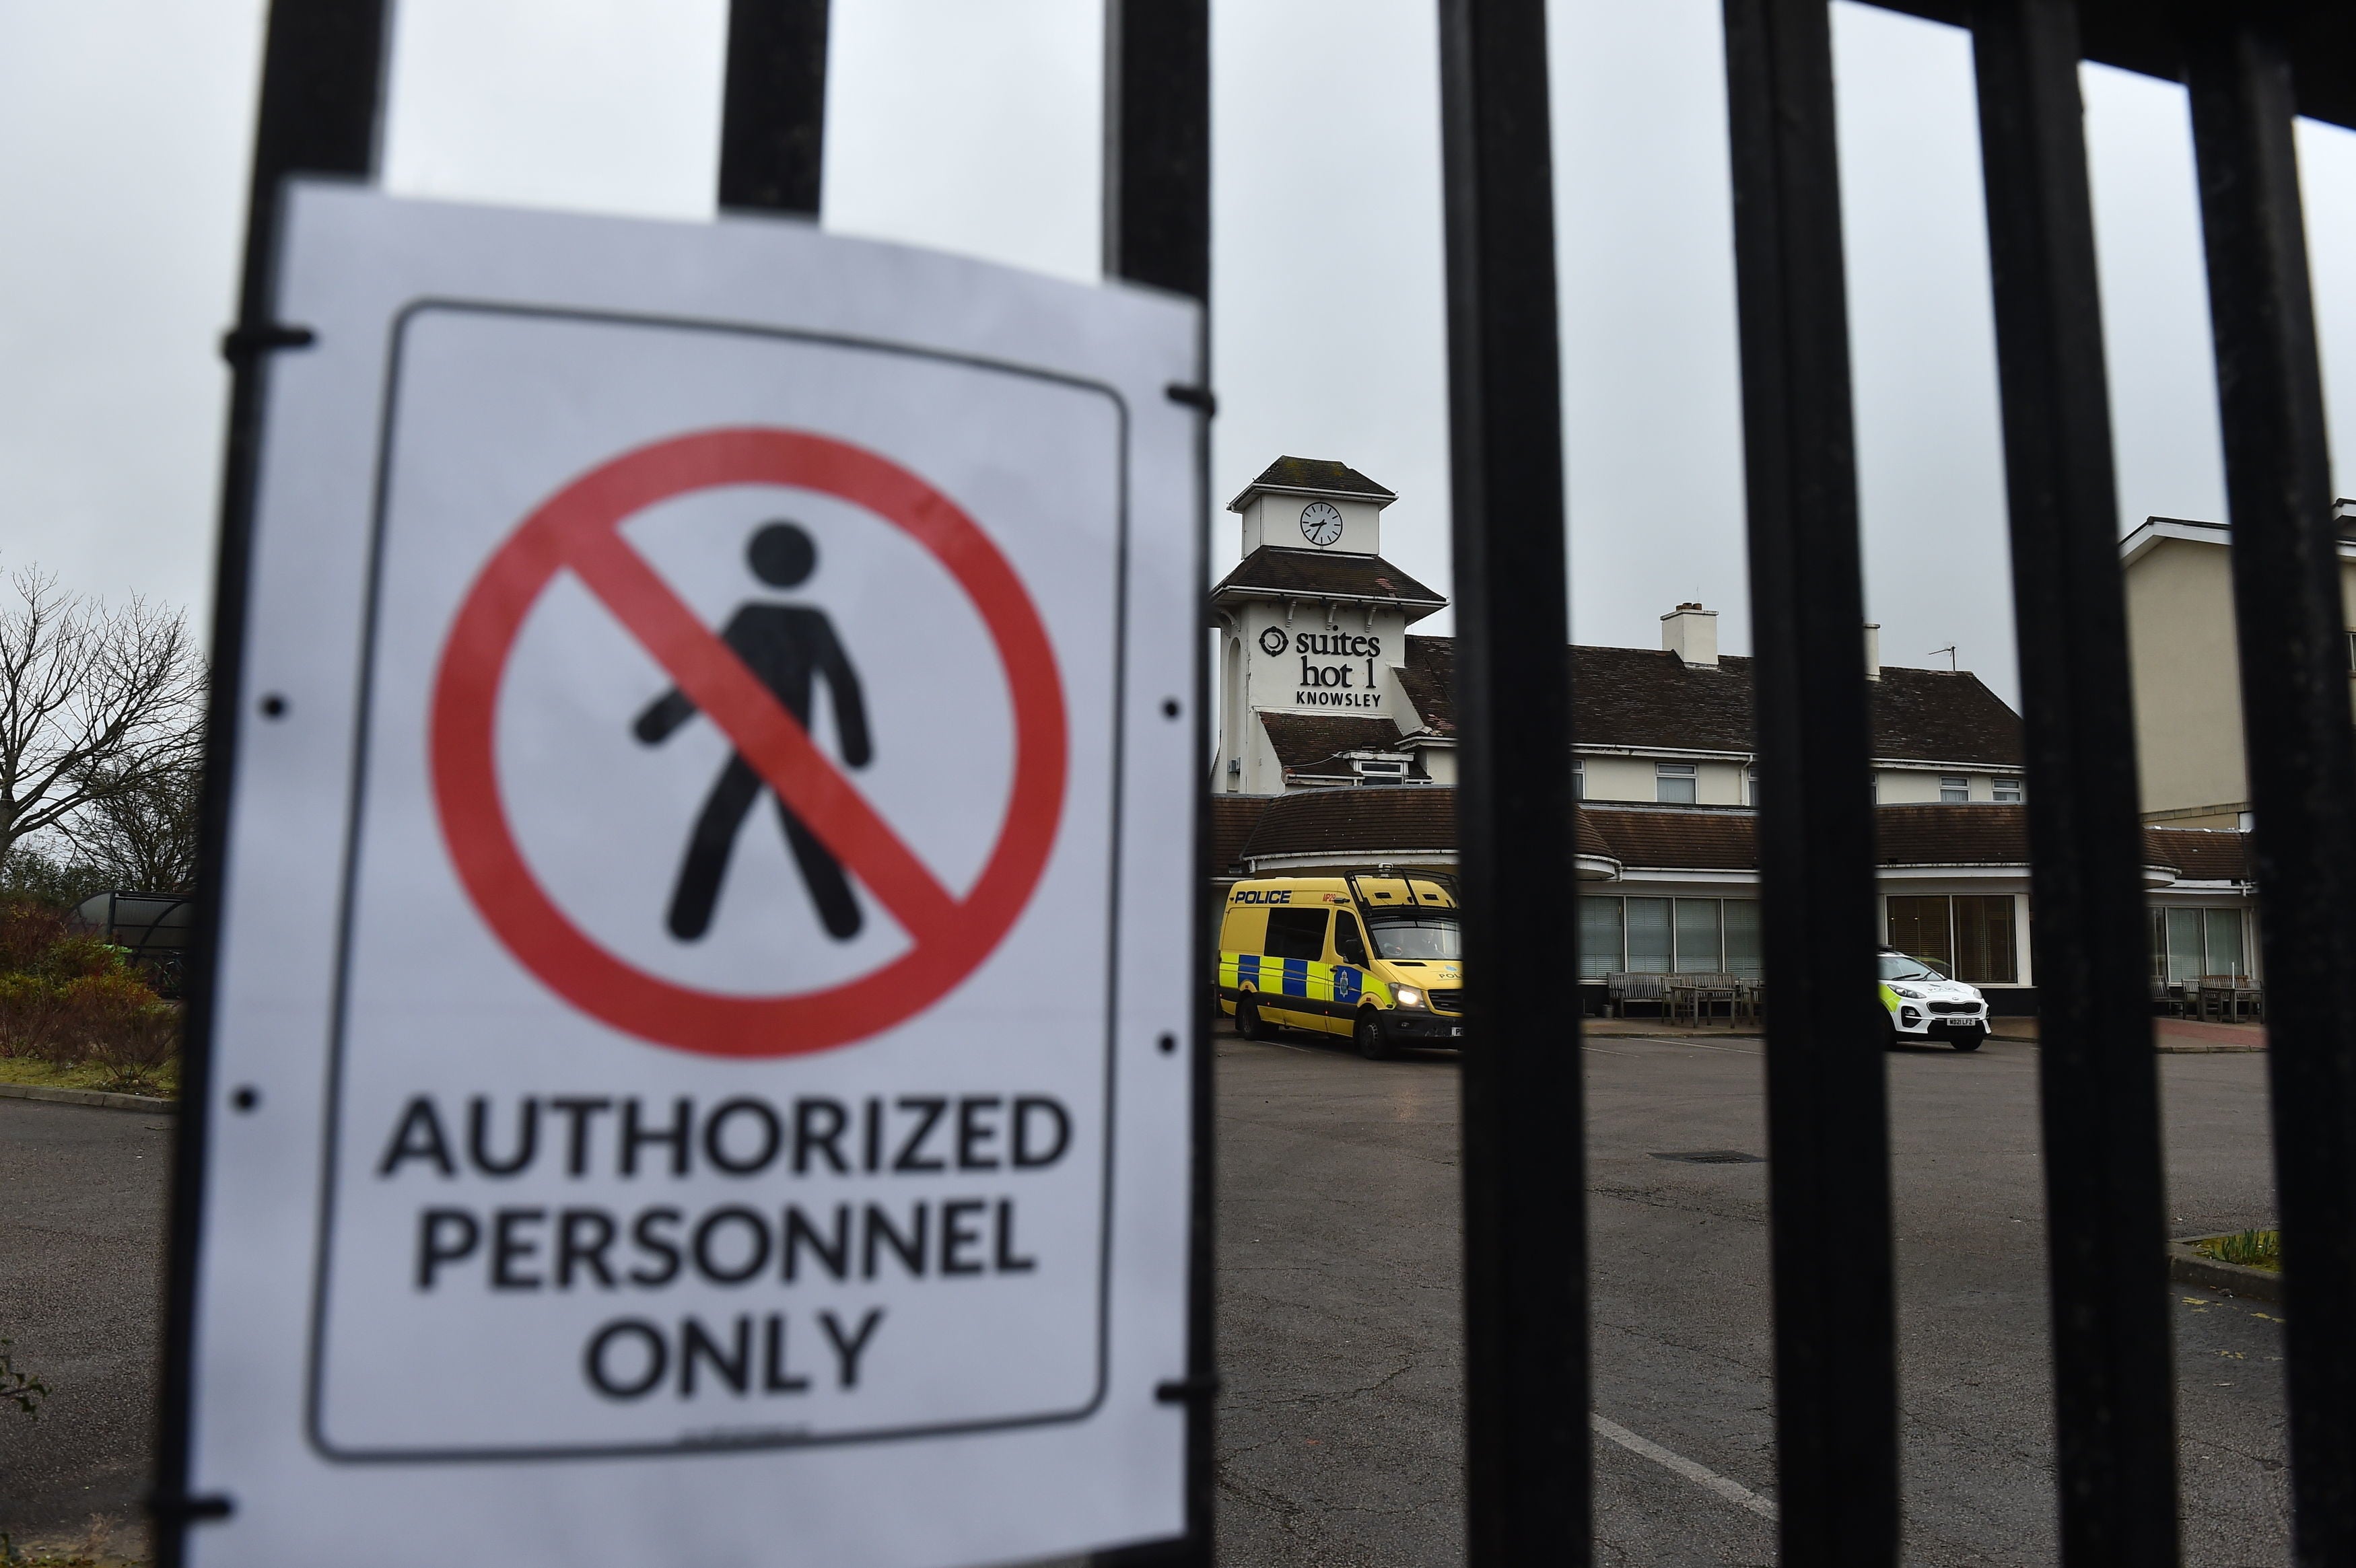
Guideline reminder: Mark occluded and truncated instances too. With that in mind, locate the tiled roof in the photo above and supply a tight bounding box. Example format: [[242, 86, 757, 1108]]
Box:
[[1581, 804, 1758, 870], [1872, 804, 2030, 864], [1210, 794, 1277, 877], [1212, 547, 1447, 610], [1255, 713, 1407, 777], [1228, 456, 1396, 509], [1394, 636, 1456, 735], [1861, 805, 2253, 880], [1867, 668, 2025, 767], [1236, 785, 1466, 865], [1227, 792, 2254, 883], [2146, 826, 2252, 882], [1236, 784, 1613, 865], [1395, 637, 2024, 766], [1572, 645, 1758, 754]]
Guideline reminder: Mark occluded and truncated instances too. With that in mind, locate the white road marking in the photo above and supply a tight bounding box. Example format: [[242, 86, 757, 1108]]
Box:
[[1595, 1035, 1761, 1055], [1592, 1413, 1778, 1522]]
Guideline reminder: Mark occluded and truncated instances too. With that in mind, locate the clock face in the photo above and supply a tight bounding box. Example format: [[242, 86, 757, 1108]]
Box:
[[1300, 501, 1346, 547]]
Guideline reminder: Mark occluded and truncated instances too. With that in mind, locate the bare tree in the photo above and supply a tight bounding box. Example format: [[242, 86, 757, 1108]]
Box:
[[66, 756, 201, 892], [0, 569, 205, 880]]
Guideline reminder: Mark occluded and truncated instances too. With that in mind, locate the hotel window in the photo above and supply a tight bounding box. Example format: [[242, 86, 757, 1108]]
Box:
[[1724, 900, 1761, 977], [1886, 894, 2018, 984], [1580, 896, 1763, 979], [1579, 896, 1623, 980], [1626, 896, 1673, 970], [1940, 776, 1970, 803], [1656, 762, 1698, 804], [1673, 899, 1723, 972], [1993, 777, 2021, 804], [2151, 907, 2247, 984], [1572, 760, 1585, 800], [1745, 767, 1760, 806]]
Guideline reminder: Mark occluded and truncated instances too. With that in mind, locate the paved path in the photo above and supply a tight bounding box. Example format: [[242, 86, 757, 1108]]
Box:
[[1215, 1026, 2287, 1567], [0, 1098, 171, 1553]]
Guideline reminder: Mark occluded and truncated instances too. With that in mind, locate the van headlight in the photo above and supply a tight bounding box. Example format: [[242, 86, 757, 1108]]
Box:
[[1392, 986, 1426, 1010]]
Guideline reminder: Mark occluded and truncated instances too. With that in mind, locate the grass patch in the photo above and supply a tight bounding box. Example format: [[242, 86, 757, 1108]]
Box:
[[2194, 1230, 2281, 1272], [0, 1054, 176, 1098]]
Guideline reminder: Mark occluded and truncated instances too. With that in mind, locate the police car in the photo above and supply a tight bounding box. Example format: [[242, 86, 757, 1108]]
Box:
[[1878, 948, 1988, 1050]]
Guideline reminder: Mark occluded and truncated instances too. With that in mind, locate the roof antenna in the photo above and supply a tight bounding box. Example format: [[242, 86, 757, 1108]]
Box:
[[1929, 644, 1957, 672]]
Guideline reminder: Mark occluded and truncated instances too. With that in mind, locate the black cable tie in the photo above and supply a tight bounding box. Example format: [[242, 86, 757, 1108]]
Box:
[[220, 323, 318, 363], [147, 1491, 236, 1522], [1154, 1372, 1222, 1404], [1165, 383, 1216, 416]]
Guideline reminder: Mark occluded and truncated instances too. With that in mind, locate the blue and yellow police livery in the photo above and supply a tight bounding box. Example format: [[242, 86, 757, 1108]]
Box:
[[1216, 874, 1464, 1059]]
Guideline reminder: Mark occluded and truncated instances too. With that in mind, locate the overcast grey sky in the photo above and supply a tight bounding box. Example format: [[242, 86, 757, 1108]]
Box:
[[2, 0, 2352, 707]]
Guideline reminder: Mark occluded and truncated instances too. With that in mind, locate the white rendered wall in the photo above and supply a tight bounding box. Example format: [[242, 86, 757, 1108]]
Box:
[[1214, 598, 1415, 794], [1577, 756, 1657, 803], [1695, 760, 1746, 806], [1875, 769, 2011, 803], [1237, 493, 1385, 555]]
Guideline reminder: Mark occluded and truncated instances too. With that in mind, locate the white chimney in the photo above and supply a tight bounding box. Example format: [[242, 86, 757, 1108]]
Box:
[[1660, 602, 1719, 666], [1863, 622, 1881, 681]]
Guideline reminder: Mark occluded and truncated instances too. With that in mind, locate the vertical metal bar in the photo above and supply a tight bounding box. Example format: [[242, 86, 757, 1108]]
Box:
[[1719, 1, 1899, 1561], [1104, 0, 1211, 303], [155, 2, 390, 1563], [1101, 4, 1211, 1565], [718, 0, 831, 216], [2182, 11, 2356, 1562], [1968, 3, 2182, 1559], [1435, 1, 1589, 1561]]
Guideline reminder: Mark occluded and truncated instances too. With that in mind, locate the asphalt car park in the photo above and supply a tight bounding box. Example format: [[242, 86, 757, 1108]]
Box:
[[1215, 1018, 2286, 1567], [0, 1028, 2287, 1566], [0, 1098, 170, 1555]]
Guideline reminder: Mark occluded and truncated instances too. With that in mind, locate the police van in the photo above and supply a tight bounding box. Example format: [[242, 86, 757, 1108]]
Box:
[[1216, 874, 1463, 1058], [1878, 947, 1990, 1050]]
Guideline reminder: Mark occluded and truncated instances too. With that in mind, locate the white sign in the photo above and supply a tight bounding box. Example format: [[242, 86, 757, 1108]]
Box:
[[183, 184, 1200, 1568]]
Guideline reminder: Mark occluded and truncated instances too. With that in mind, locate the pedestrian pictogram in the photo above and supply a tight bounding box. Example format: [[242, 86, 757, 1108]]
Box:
[[632, 520, 872, 943], [429, 425, 1070, 1058]]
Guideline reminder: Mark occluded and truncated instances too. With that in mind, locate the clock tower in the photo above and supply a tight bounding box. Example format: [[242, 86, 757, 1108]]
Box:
[[1209, 457, 1449, 794], [1231, 458, 1391, 555]]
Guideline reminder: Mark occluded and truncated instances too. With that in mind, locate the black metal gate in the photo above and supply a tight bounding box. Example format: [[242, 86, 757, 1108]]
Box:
[[160, 1, 2356, 1565], [1453, 2, 2356, 1564]]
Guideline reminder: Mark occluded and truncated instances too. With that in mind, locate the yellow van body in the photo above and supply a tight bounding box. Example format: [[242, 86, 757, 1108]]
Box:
[[1216, 874, 1464, 1057]]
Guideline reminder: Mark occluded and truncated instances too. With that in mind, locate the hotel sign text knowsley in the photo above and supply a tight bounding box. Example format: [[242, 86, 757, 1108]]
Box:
[[1288, 629, 1385, 710]]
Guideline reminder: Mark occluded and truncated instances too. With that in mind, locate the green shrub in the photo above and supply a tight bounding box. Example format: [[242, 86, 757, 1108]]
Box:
[[0, 970, 168, 1069], [0, 899, 69, 973], [0, 974, 69, 1061], [57, 970, 157, 1024], [0, 896, 172, 1081], [38, 935, 129, 984], [85, 997, 179, 1096]]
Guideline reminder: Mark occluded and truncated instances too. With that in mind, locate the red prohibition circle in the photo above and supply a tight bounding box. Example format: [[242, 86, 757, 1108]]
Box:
[[429, 427, 1068, 1057]]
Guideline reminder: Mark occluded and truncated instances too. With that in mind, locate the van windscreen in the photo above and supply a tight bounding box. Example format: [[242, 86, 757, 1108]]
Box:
[[1365, 915, 1461, 962]]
